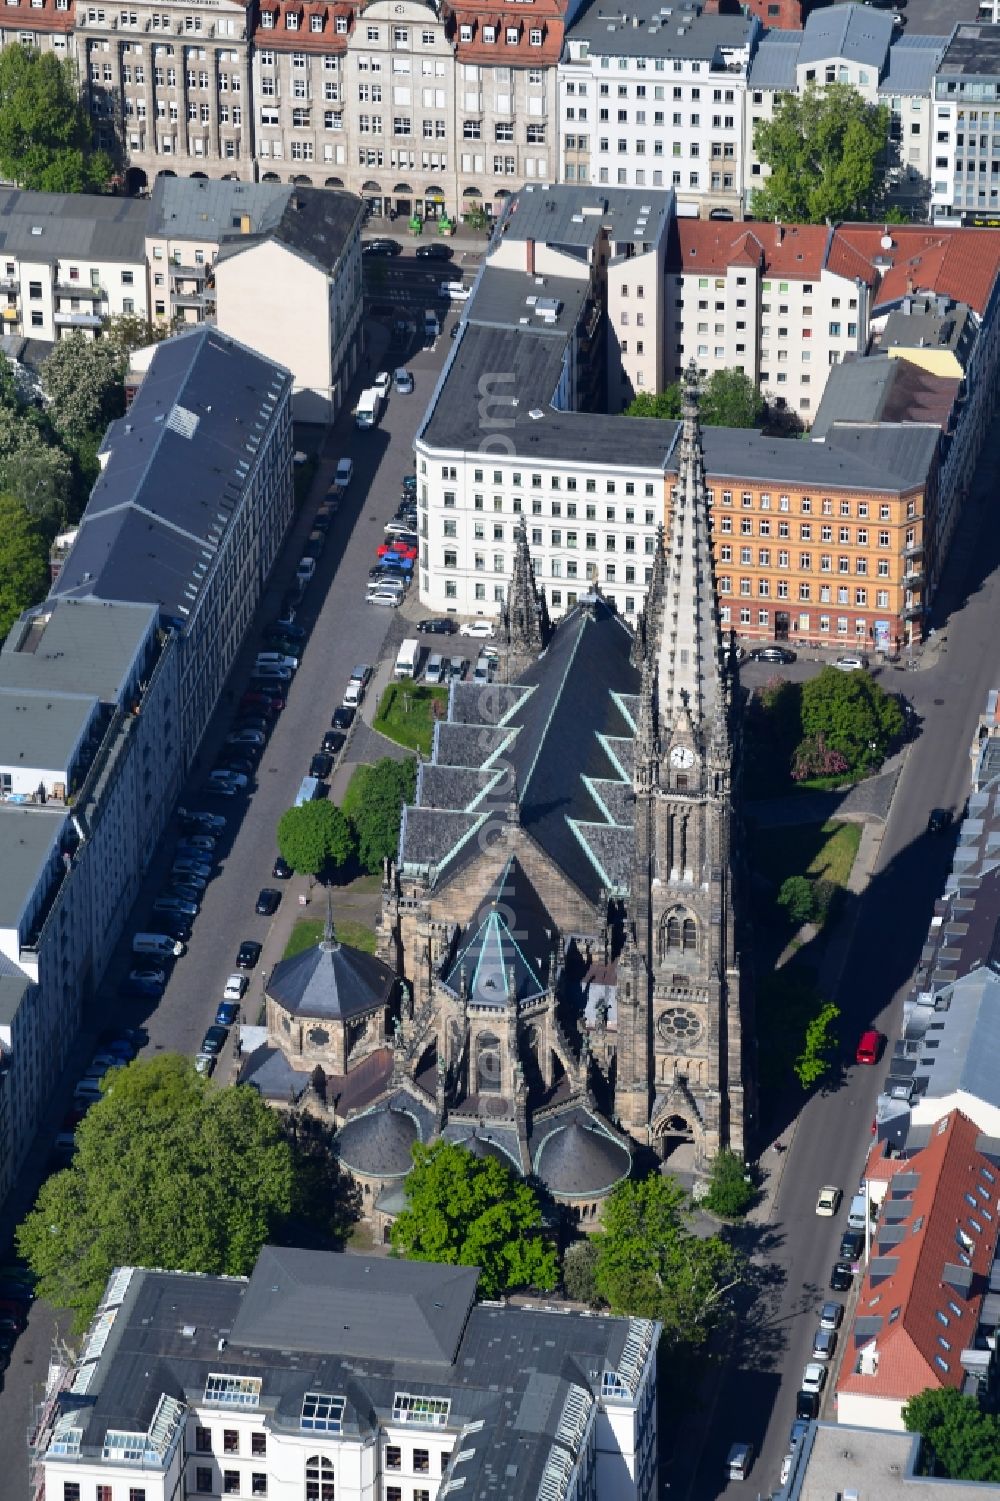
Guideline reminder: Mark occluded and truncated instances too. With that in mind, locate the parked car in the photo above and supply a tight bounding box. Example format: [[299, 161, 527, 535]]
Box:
[[310, 752, 333, 780], [176, 833, 216, 853], [839, 1229, 864, 1263], [812, 1326, 837, 1361], [208, 770, 248, 790], [460, 620, 495, 639], [394, 368, 414, 394], [241, 690, 284, 714], [296, 559, 316, 588], [334, 457, 354, 487], [272, 855, 293, 880], [251, 662, 293, 683], [234, 716, 270, 737], [928, 807, 952, 834], [424, 653, 445, 686], [834, 654, 868, 672], [194, 1051, 216, 1076], [801, 1362, 826, 1395], [816, 1185, 841, 1217], [119, 974, 165, 999], [377, 541, 417, 559], [268, 620, 305, 643], [150, 916, 191, 942], [171, 857, 212, 880], [223, 972, 249, 1002], [331, 706, 355, 731], [366, 588, 402, 607], [829, 1261, 853, 1292], [215, 1000, 239, 1027], [312, 513, 333, 536], [219, 753, 257, 776], [855, 1028, 882, 1065], [200, 1024, 229, 1056], [236, 940, 262, 969], [177, 808, 226, 833], [418, 618, 457, 635], [304, 530, 326, 560], [749, 645, 796, 664], [401, 474, 417, 493], [363, 238, 401, 257], [372, 370, 391, 400], [820, 1301, 844, 1331], [384, 520, 419, 541], [128, 966, 166, 987], [205, 778, 240, 798], [449, 656, 467, 681], [415, 242, 452, 260], [256, 651, 299, 673], [169, 882, 206, 904], [256, 888, 281, 916], [795, 1389, 820, 1421]]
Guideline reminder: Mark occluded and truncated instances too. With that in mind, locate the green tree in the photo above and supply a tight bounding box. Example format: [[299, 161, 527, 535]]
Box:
[[42, 333, 125, 446], [343, 756, 417, 873], [800, 667, 904, 775], [562, 1238, 601, 1306], [100, 313, 172, 366], [625, 369, 763, 428], [752, 83, 890, 224], [0, 405, 73, 531], [278, 1109, 360, 1249], [16, 1055, 294, 1330], [904, 1389, 1000, 1483], [593, 1174, 743, 1345], [777, 874, 815, 927], [703, 1149, 755, 1219], [390, 1140, 558, 1297], [277, 800, 355, 881], [0, 493, 50, 640], [0, 46, 111, 193], [793, 1000, 840, 1090]]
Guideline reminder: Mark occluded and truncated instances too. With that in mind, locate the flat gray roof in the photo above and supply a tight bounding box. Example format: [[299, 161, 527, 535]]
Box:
[[494, 181, 672, 254], [0, 189, 149, 266], [937, 22, 1000, 80], [467, 265, 587, 335], [788, 1421, 1000, 1499], [0, 690, 97, 776], [565, 1, 754, 61], [0, 803, 66, 931], [0, 598, 157, 704]]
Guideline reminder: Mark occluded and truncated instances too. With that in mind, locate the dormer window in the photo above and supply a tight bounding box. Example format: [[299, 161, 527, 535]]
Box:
[[285, 10, 298, 28], [482, 24, 495, 41], [310, 13, 322, 30], [459, 22, 471, 39], [260, 8, 273, 24], [529, 27, 541, 44], [505, 25, 518, 43], [335, 14, 346, 30]]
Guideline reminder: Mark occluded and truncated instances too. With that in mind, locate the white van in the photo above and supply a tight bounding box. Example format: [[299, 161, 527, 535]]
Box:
[[295, 775, 321, 807], [424, 653, 445, 686], [848, 1191, 869, 1232], [133, 932, 185, 958], [394, 638, 420, 680], [424, 308, 440, 339], [355, 386, 383, 429]]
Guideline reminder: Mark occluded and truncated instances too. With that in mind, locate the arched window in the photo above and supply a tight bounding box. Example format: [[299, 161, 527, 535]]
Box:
[[665, 916, 681, 949], [682, 918, 697, 951], [306, 1456, 335, 1501]]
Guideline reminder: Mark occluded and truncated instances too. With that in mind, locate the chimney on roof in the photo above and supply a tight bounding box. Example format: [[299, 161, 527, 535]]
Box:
[[526, 236, 535, 276], [240, 213, 252, 235], [906, 274, 914, 295]]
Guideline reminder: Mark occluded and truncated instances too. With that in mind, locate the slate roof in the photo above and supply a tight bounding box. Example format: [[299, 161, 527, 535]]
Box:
[[877, 33, 948, 96], [493, 181, 672, 255], [0, 599, 157, 704], [748, 30, 799, 89], [903, 965, 1000, 1114], [531, 1108, 632, 1198], [837, 1111, 998, 1406], [337, 1103, 423, 1178], [440, 856, 552, 1005], [267, 934, 394, 1021], [0, 188, 149, 264], [441, 1125, 525, 1172], [149, 176, 362, 274], [693, 422, 937, 493], [810, 355, 959, 439], [50, 328, 291, 629], [230, 1245, 478, 1364], [565, 1, 754, 61], [399, 594, 639, 902], [797, 2, 892, 69]]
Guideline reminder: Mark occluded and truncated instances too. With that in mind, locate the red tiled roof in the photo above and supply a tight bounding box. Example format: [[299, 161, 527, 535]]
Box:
[[254, 0, 357, 53], [837, 1112, 1000, 1407], [829, 224, 1000, 317], [442, 0, 566, 68], [0, 0, 75, 31], [668, 217, 829, 280]]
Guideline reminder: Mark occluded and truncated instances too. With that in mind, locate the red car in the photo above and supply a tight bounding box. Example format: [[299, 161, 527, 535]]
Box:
[[856, 1029, 882, 1066], [241, 690, 285, 714], [377, 542, 417, 559]]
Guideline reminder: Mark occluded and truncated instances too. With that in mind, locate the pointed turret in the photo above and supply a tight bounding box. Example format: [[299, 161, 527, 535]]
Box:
[[633, 649, 659, 796], [655, 361, 727, 744], [632, 523, 666, 669], [502, 519, 547, 680]]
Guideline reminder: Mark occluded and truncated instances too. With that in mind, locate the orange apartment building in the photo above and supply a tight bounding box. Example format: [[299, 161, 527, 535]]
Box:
[[667, 421, 940, 654]]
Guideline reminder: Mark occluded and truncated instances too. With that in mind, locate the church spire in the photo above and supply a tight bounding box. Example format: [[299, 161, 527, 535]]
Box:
[[502, 518, 548, 678], [655, 362, 726, 742], [632, 522, 665, 669]]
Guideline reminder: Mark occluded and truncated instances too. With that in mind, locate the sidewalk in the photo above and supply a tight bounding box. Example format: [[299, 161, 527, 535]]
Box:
[[365, 214, 491, 260]]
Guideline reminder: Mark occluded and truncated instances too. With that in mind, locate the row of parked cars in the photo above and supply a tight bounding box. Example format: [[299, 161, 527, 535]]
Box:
[[367, 477, 418, 607]]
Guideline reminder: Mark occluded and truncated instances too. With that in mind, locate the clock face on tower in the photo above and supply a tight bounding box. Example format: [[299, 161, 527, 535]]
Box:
[[669, 744, 695, 769]]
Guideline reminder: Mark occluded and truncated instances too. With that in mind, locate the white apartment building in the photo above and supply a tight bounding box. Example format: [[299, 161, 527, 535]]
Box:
[[80, 0, 254, 190], [36, 1247, 660, 1501], [745, 4, 944, 218], [144, 176, 364, 422], [0, 187, 148, 340], [930, 22, 1000, 221], [559, 5, 759, 218]]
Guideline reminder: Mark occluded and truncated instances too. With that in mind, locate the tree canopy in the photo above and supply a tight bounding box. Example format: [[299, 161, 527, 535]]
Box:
[[42, 334, 126, 447], [793, 999, 840, 1090], [800, 667, 904, 775], [341, 756, 416, 873], [16, 1055, 295, 1330], [0, 493, 51, 640], [626, 367, 764, 427], [100, 313, 171, 366], [591, 1174, 743, 1344], [752, 83, 890, 224], [390, 1140, 558, 1297], [277, 800, 355, 880], [904, 1389, 1000, 1483], [702, 1149, 755, 1219], [0, 46, 111, 193]]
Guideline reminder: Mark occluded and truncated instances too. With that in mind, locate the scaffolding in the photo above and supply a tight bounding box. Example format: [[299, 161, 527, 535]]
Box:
[[27, 1335, 77, 1501]]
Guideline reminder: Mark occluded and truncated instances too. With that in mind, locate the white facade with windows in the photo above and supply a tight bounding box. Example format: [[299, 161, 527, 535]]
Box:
[[930, 25, 1000, 220], [558, 9, 758, 218]]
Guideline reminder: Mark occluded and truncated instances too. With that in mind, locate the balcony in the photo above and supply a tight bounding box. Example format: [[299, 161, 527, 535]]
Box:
[[903, 567, 925, 587], [169, 262, 209, 280], [170, 287, 216, 312], [54, 310, 103, 329], [0, 275, 18, 293], [54, 283, 103, 300], [904, 539, 924, 559]]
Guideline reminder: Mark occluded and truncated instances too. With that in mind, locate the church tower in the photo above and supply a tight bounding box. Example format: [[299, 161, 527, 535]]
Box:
[[617, 362, 750, 1165], [501, 519, 549, 682]]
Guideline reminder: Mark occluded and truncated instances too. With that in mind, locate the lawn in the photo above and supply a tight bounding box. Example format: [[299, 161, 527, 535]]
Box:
[[373, 681, 449, 754], [750, 819, 861, 897], [283, 915, 376, 958]]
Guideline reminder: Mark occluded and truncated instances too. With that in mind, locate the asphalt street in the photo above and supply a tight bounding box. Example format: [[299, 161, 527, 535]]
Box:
[[0, 273, 454, 1497], [686, 417, 1000, 1500]]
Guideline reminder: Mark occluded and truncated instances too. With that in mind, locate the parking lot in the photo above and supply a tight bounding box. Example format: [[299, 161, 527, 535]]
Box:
[[0, 280, 458, 1495]]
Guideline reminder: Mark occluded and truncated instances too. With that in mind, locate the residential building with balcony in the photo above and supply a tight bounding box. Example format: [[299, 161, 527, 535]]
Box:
[[80, 0, 254, 191], [834, 1109, 999, 1432], [0, 187, 148, 341], [931, 23, 1000, 221], [558, 2, 759, 218], [745, 5, 944, 219], [34, 1246, 661, 1501], [50, 325, 293, 767], [145, 175, 364, 421]]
